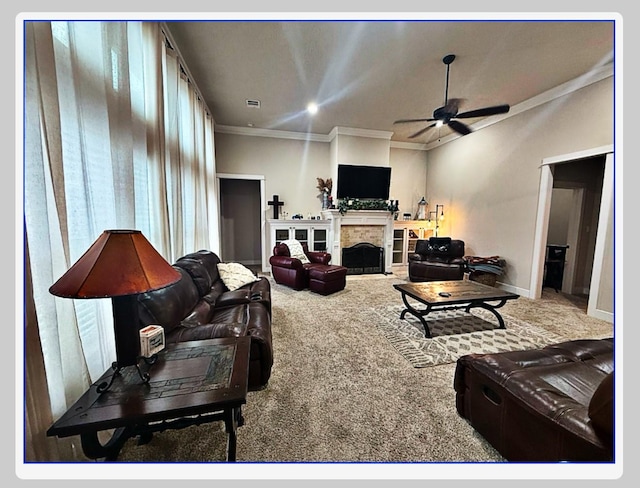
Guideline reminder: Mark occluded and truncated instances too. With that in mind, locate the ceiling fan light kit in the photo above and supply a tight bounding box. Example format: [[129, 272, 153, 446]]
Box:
[[394, 54, 510, 138]]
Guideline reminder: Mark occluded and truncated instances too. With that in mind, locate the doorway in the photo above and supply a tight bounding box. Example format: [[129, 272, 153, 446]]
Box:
[[547, 157, 605, 297], [531, 145, 614, 323], [217, 174, 265, 271]]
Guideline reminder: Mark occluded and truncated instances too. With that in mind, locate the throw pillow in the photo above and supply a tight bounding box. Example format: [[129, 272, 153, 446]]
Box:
[[282, 239, 310, 264], [216, 262, 261, 291]]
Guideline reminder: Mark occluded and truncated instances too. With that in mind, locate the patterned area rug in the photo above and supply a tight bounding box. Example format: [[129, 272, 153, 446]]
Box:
[[372, 304, 566, 367]]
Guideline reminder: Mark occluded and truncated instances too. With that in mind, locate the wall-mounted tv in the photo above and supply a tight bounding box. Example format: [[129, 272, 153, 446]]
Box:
[[336, 164, 391, 200]]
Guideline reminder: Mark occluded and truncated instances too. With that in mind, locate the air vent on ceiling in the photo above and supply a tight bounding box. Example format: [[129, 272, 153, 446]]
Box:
[[246, 99, 261, 108]]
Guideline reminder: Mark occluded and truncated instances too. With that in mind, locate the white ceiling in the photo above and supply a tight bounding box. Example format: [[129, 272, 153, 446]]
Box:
[[165, 17, 614, 144]]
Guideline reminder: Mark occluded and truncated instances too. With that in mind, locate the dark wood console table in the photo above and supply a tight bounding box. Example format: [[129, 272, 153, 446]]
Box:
[[47, 336, 250, 462]]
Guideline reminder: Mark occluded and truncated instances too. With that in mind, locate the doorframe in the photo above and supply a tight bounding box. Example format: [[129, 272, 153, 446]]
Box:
[[530, 144, 613, 322], [216, 173, 266, 270]]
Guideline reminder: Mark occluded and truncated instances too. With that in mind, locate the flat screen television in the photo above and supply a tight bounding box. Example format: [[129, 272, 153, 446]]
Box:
[[336, 164, 391, 200]]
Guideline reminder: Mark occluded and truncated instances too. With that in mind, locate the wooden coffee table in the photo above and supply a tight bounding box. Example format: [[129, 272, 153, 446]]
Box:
[[47, 336, 250, 462], [393, 280, 519, 338]]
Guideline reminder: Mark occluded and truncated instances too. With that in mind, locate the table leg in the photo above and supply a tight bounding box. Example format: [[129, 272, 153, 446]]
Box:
[[465, 300, 509, 329], [80, 426, 132, 461], [224, 406, 243, 462], [398, 292, 433, 338]]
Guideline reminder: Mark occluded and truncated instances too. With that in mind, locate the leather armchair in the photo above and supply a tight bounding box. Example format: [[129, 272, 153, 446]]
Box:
[[408, 237, 466, 282], [269, 242, 331, 290]]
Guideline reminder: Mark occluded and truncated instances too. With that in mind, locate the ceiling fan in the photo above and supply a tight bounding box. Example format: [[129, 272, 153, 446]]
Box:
[[393, 54, 510, 138]]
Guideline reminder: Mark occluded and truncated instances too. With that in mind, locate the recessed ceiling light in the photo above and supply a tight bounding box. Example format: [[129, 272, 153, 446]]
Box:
[[307, 102, 318, 115]]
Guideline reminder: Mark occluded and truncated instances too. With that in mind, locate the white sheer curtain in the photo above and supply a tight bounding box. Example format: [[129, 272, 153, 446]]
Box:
[[163, 48, 218, 260], [23, 20, 219, 461]]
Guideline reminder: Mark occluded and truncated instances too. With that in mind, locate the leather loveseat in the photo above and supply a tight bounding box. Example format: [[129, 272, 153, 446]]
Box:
[[454, 338, 614, 462], [408, 237, 466, 282], [136, 250, 273, 391]]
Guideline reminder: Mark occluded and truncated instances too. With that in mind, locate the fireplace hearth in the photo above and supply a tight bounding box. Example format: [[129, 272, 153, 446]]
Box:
[[341, 242, 384, 275]]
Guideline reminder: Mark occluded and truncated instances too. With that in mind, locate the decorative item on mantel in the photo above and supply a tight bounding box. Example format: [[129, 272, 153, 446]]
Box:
[[337, 198, 397, 216], [268, 194, 285, 219], [389, 200, 399, 219], [316, 177, 333, 210]]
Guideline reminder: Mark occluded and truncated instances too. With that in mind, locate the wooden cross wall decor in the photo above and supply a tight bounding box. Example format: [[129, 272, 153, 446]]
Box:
[[268, 195, 285, 219]]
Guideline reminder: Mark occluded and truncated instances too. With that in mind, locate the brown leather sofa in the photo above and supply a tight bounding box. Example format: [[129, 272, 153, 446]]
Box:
[[269, 243, 347, 295], [408, 237, 466, 282], [136, 250, 273, 391], [454, 338, 615, 462]]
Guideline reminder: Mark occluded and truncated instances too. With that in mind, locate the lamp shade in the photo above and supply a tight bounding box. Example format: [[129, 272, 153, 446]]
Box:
[[49, 230, 181, 298]]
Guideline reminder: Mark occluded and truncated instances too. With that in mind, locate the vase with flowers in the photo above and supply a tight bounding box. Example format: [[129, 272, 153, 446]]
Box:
[[316, 178, 333, 210]]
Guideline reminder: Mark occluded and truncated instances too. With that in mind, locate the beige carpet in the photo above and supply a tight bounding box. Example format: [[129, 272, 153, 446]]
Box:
[[115, 272, 613, 469]]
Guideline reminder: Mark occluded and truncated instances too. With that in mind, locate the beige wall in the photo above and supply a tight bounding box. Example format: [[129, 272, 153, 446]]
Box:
[[425, 77, 613, 302], [333, 134, 390, 167], [547, 189, 572, 245], [388, 147, 428, 218], [215, 133, 331, 219]]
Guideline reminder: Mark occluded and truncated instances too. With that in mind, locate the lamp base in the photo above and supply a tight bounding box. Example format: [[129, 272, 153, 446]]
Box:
[[96, 355, 158, 393]]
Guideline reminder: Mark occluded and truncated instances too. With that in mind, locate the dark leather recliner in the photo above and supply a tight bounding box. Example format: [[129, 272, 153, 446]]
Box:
[[269, 242, 332, 290], [408, 237, 466, 282], [454, 338, 614, 462]]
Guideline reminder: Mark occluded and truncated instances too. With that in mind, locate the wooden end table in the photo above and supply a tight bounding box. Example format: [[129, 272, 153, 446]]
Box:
[[47, 336, 250, 462], [393, 280, 519, 338]]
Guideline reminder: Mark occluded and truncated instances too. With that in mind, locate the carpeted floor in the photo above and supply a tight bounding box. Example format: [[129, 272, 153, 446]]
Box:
[[116, 271, 613, 470]]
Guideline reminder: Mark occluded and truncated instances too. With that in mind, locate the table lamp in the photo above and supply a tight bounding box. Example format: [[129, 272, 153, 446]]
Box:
[[49, 230, 181, 391]]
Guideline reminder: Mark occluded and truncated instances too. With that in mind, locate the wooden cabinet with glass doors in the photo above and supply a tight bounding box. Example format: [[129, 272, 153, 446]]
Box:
[[392, 221, 434, 267], [268, 220, 330, 254]]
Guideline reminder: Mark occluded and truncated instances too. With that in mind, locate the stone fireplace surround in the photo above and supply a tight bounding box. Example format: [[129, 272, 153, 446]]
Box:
[[320, 209, 394, 273]]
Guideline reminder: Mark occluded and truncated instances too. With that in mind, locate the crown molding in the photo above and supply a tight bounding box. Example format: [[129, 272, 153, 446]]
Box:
[[328, 126, 393, 141], [215, 125, 395, 143], [389, 140, 429, 150], [214, 125, 331, 142]]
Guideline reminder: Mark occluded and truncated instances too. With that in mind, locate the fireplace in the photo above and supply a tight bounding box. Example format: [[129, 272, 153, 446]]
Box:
[[320, 209, 394, 274], [341, 242, 384, 275]]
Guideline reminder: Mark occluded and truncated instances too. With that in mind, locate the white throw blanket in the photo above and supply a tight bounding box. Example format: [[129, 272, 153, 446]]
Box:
[[282, 239, 310, 264]]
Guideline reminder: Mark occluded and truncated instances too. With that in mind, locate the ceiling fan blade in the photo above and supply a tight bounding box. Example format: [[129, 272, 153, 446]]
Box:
[[447, 120, 472, 136], [455, 104, 510, 119], [394, 118, 435, 124], [409, 124, 436, 139]]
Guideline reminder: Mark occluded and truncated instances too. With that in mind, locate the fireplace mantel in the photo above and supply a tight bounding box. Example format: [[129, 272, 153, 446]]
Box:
[[321, 209, 394, 272]]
